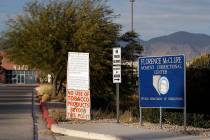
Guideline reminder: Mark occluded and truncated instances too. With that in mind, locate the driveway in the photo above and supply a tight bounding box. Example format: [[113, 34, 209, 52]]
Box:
[[0, 85, 35, 140]]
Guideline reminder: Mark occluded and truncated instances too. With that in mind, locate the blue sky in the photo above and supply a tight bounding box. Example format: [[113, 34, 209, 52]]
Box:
[[0, 0, 210, 40]]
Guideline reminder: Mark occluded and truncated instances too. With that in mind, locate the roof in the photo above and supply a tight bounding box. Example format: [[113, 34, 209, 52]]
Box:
[[0, 51, 23, 70]]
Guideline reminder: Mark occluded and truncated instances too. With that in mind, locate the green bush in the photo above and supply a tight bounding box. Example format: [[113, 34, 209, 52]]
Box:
[[187, 113, 210, 128], [163, 111, 183, 125], [142, 108, 159, 123]]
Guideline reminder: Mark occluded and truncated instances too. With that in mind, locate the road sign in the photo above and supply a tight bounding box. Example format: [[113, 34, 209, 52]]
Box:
[[113, 65, 121, 83], [139, 55, 185, 108], [67, 52, 90, 120], [113, 48, 121, 65]]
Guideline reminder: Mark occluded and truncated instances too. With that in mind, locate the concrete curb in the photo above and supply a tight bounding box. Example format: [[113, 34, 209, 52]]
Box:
[[36, 89, 58, 129], [39, 101, 57, 129], [51, 124, 122, 140]]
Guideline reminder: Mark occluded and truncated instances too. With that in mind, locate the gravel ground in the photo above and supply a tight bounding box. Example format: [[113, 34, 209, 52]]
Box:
[[62, 119, 210, 138], [127, 122, 210, 137]]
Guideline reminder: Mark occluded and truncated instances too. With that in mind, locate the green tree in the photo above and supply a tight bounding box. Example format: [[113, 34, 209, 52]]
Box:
[[120, 31, 143, 61], [1, 0, 120, 102], [119, 31, 143, 95]]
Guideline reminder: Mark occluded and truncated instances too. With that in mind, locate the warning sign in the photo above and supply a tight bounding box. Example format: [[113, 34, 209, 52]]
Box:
[[66, 89, 90, 120]]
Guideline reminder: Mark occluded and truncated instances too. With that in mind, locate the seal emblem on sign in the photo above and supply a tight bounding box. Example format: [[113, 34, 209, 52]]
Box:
[[158, 76, 169, 95]]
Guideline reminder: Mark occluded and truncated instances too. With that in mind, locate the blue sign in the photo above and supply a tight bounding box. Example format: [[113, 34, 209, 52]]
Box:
[[139, 55, 185, 108]]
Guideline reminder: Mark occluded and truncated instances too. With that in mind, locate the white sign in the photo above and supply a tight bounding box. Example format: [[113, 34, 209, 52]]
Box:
[[67, 52, 89, 90], [113, 48, 121, 65], [67, 52, 90, 120], [113, 65, 121, 83]]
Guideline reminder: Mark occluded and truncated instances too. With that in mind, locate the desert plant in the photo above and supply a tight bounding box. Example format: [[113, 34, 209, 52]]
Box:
[[91, 109, 115, 120], [41, 94, 50, 102], [36, 84, 53, 96], [36, 84, 54, 102], [48, 109, 66, 122], [120, 110, 135, 123]]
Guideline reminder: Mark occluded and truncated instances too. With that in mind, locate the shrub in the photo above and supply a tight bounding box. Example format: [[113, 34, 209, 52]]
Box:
[[36, 84, 53, 102], [120, 111, 134, 123], [138, 108, 210, 128], [187, 113, 210, 128], [36, 84, 53, 96], [163, 111, 184, 126], [142, 108, 159, 123], [48, 109, 66, 122], [91, 109, 115, 120], [41, 94, 50, 102]]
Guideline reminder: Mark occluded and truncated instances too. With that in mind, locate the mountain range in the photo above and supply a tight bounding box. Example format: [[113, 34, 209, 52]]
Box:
[[142, 31, 210, 60]]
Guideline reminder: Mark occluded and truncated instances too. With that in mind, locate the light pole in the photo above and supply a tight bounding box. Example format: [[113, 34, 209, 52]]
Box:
[[129, 0, 135, 91], [130, 0, 135, 32]]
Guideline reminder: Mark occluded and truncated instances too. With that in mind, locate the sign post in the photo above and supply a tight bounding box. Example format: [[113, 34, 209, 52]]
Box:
[[160, 107, 162, 129], [113, 48, 121, 123], [66, 52, 90, 120], [138, 55, 186, 130], [116, 83, 120, 123], [184, 56, 187, 131], [139, 107, 142, 126]]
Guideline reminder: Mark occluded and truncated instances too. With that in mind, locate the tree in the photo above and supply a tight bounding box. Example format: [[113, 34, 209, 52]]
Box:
[[190, 54, 210, 69], [120, 31, 143, 61], [186, 54, 210, 114], [119, 31, 143, 95], [1, 0, 120, 102]]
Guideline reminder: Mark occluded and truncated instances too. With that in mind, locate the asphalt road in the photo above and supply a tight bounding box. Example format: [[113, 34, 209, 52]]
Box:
[[0, 85, 36, 140]]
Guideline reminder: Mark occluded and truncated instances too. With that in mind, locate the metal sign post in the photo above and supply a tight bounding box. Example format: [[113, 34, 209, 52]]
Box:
[[139, 81, 143, 126], [116, 83, 120, 123], [184, 55, 187, 131], [160, 108, 162, 129], [113, 48, 121, 123], [184, 100, 187, 131], [139, 107, 142, 126]]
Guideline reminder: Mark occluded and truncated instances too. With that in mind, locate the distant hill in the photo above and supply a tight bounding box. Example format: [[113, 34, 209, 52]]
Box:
[[143, 31, 210, 60]]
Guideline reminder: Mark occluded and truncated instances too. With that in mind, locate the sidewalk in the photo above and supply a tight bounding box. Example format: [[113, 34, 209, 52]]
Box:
[[55, 135, 89, 140], [51, 121, 209, 140]]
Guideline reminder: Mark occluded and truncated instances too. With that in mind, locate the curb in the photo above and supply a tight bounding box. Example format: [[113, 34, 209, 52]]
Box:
[[51, 124, 121, 140], [39, 101, 57, 129]]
